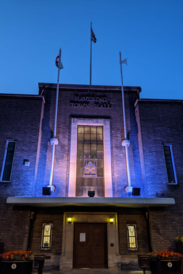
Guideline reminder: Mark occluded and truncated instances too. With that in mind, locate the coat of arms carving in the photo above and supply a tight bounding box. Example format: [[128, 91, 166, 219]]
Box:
[[84, 161, 97, 176]]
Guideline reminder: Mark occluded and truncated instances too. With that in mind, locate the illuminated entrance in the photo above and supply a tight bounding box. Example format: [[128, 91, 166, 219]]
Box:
[[73, 223, 108, 268]]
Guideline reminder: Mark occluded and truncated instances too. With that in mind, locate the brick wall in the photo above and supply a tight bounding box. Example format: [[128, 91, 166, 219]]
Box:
[[118, 208, 149, 255], [136, 100, 183, 251], [0, 95, 44, 198], [0, 95, 43, 252], [0, 198, 30, 252], [31, 208, 63, 255], [36, 85, 143, 198]]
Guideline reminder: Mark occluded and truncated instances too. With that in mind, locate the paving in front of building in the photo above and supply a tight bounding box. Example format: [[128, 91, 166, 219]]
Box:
[[32, 270, 151, 274]]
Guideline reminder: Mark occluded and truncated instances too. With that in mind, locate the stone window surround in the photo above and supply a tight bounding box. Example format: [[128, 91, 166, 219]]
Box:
[[126, 224, 138, 251], [60, 212, 120, 270], [68, 118, 113, 197], [163, 143, 178, 185], [41, 223, 53, 250], [0, 139, 16, 182]]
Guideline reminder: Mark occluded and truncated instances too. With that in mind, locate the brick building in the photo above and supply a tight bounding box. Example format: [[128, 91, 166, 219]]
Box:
[[0, 83, 181, 270]]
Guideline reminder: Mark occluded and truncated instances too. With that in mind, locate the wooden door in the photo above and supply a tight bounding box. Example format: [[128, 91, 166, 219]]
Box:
[[73, 223, 108, 268]]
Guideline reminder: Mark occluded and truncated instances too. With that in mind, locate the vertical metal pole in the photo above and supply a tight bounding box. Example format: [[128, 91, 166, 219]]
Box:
[[90, 22, 92, 85], [120, 52, 127, 139], [48, 49, 61, 192], [54, 49, 61, 137], [119, 52, 132, 193]]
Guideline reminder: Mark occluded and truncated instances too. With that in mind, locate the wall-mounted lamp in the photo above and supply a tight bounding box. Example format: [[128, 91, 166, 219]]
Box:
[[109, 218, 114, 224], [23, 159, 30, 166], [67, 217, 72, 223]]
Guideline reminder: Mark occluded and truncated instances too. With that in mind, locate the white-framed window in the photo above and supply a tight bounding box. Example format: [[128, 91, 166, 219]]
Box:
[[41, 223, 53, 250], [163, 144, 178, 185], [127, 224, 138, 250], [0, 140, 16, 182]]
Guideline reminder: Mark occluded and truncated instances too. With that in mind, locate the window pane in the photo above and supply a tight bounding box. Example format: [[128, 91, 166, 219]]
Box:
[[97, 144, 103, 151], [127, 225, 137, 249], [83, 178, 97, 186], [97, 178, 104, 187], [84, 126, 90, 133], [128, 226, 135, 236], [84, 143, 90, 150], [84, 134, 90, 141], [163, 145, 176, 184], [97, 134, 103, 141], [91, 143, 97, 150], [97, 151, 103, 159], [91, 134, 96, 141], [97, 168, 103, 177], [77, 143, 83, 150], [77, 150, 84, 158], [43, 224, 51, 248], [97, 127, 103, 134], [90, 150, 97, 158], [97, 159, 104, 168], [84, 150, 90, 158], [78, 126, 84, 134], [91, 127, 96, 133], [78, 134, 84, 141], [77, 126, 104, 197], [77, 168, 83, 177], [77, 159, 83, 167], [76, 177, 83, 186], [2, 141, 16, 181]]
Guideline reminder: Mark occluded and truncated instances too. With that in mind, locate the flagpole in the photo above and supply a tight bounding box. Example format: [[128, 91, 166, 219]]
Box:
[[90, 22, 92, 85], [119, 51, 132, 193], [47, 48, 61, 192]]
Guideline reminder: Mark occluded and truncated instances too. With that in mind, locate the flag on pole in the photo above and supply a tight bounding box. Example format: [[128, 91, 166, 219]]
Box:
[[55, 55, 63, 69], [91, 28, 97, 43], [121, 58, 127, 65]]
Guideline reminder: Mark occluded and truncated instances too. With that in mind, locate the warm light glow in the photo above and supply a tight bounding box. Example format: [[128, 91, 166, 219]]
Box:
[[68, 217, 72, 223], [109, 218, 114, 224]]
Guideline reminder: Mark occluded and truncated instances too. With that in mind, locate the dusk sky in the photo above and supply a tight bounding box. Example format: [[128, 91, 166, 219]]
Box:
[[0, 0, 183, 99]]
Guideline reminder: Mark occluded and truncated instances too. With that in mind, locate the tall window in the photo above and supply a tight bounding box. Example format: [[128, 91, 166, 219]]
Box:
[[76, 126, 104, 197], [41, 223, 53, 249], [163, 144, 177, 184], [0, 140, 16, 182], [127, 224, 138, 250]]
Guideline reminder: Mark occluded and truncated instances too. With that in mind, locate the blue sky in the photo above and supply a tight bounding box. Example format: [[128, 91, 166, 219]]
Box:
[[0, 0, 183, 99]]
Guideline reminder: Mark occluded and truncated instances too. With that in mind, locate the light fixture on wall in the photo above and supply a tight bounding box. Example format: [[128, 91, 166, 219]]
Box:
[[109, 218, 114, 224], [23, 159, 30, 166], [42, 187, 51, 195], [67, 217, 72, 223], [88, 191, 95, 197], [132, 188, 141, 196]]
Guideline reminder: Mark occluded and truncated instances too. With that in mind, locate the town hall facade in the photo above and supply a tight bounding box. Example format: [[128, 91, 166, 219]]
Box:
[[0, 83, 182, 270]]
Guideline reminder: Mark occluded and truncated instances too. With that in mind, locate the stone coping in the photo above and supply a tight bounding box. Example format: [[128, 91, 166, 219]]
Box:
[[6, 197, 175, 207]]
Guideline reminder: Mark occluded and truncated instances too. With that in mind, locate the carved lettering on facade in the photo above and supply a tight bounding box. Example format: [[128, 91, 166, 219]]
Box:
[[70, 93, 111, 109]]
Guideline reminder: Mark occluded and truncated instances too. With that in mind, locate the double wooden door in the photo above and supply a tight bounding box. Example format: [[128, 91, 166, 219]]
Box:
[[73, 223, 108, 268]]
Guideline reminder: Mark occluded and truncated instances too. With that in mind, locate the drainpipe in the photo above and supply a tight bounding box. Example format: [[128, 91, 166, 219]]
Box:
[[145, 209, 152, 252], [27, 211, 35, 251]]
